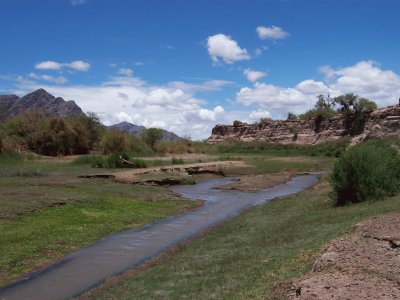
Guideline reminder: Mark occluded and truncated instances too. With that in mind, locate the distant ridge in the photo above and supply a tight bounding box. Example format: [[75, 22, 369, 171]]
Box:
[[0, 89, 182, 142], [110, 121, 182, 142], [0, 88, 84, 119]]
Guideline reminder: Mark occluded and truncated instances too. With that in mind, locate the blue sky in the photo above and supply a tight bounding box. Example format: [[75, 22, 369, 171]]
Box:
[[1, 0, 400, 139]]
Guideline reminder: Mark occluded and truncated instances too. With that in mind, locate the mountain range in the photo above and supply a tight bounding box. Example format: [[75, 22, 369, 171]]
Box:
[[0, 89, 181, 141], [109, 121, 181, 142], [0, 88, 84, 119]]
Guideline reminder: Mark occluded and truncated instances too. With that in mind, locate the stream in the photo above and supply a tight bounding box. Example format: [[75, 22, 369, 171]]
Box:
[[0, 174, 318, 300]]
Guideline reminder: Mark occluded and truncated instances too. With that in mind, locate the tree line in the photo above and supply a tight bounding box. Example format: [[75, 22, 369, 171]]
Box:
[[0, 110, 168, 156], [286, 93, 377, 135]]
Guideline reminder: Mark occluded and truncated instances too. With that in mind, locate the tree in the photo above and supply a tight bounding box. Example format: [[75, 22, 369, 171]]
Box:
[[100, 130, 128, 154], [142, 128, 164, 151], [333, 94, 378, 135], [287, 112, 298, 120], [299, 95, 338, 132]]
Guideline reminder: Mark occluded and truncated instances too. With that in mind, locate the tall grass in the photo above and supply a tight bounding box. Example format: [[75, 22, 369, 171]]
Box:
[[207, 138, 351, 157]]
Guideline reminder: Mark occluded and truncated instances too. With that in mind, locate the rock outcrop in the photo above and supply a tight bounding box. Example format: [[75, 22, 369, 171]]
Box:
[[0, 88, 84, 119], [207, 105, 400, 144]]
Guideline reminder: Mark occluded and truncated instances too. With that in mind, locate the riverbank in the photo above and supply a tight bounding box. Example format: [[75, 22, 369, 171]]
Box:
[[82, 178, 400, 299], [0, 154, 331, 292]]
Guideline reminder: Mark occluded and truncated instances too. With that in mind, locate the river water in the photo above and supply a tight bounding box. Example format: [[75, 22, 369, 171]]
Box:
[[0, 175, 318, 300]]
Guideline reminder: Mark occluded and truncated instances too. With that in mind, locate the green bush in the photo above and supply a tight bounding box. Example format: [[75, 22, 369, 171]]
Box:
[[130, 158, 147, 168], [171, 157, 184, 165], [106, 153, 130, 168], [330, 140, 400, 205]]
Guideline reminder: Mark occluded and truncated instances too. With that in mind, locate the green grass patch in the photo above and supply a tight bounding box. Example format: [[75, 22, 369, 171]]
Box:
[[0, 196, 198, 287], [96, 178, 400, 299], [0, 160, 201, 286], [226, 156, 334, 176], [207, 138, 350, 157]]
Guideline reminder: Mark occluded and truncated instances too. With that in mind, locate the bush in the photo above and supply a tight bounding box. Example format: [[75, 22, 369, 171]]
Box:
[[100, 130, 128, 154], [171, 157, 184, 164], [330, 140, 400, 205], [106, 152, 130, 168]]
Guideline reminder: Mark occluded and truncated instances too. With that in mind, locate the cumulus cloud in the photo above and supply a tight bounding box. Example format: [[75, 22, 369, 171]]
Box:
[[117, 68, 134, 77], [207, 34, 250, 64], [256, 26, 289, 40], [249, 109, 271, 121], [66, 61, 90, 71], [244, 68, 267, 82], [326, 61, 400, 104], [35, 60, 91, 72], [13, 76, 232, 139], [237, 60, 400, 118], [35, 61, 62, 70], [28, 73, 67, 84]]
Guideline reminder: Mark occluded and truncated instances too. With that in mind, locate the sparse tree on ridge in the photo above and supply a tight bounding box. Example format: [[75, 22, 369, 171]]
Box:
[[142, 127, 164, 151]]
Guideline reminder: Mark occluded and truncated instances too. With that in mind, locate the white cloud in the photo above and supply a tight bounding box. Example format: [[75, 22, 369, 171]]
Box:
[[207, 34, 250, 64], [117, 68, 134, 77], [244, 69, 267, 82], [295, 79, 329, 95], [13, 76, 232, 139], [35, 60, 90, 72], [35, 61, 62, 70], [249, 109, 271, 121], [237, 83, 314, 117], [66, 60, 91, 71], [256, 26, 289, 40], [28, 73, 67, 84], [327, 61, 400, 104], [71, 0, 86, 6], [185, 106, 225, 122], [237, 60, 400, 118]]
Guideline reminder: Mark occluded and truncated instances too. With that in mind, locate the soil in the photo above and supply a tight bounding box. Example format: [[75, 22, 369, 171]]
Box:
[[214, 173, 292, 192], [288, 213, 400, 299]]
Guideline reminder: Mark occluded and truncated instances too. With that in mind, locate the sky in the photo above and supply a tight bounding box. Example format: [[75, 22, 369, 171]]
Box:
[[1, 0, 400, 139]]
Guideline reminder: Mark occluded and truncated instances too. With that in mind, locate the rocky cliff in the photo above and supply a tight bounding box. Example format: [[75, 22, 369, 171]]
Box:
[[207, 105, 400, 145], [0, 88, 84, 119]]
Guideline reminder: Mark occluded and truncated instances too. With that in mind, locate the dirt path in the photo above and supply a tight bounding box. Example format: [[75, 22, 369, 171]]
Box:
[[290, 213, 400, 299]]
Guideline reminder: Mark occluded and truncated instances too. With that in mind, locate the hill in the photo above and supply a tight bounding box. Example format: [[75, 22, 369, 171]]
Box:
[[110, 121, 181, 142], [0, 89, 84, 119]]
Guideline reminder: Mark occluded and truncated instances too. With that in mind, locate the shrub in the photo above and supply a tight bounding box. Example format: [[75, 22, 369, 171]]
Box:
[[100, 130, 128, 154], [106, 152, 130, 168], [130, 158, 147, 168], [330, 140, 400, 205], [171, 157, 184, 165]]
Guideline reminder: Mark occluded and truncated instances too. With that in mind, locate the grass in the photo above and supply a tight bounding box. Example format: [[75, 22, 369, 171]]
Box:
[[94, 178, 400, 299], [227, 156, 334, 176], [207, 138, 351, 158], [0, 160, 200, 286]]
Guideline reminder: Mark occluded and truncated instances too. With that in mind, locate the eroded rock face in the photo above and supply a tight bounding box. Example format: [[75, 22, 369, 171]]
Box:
[[207, 105, 400, 145]]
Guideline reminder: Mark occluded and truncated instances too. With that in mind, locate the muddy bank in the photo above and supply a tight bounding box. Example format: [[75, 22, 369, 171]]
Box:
[[290, 213, 400, 299], [215, 173, 292, 192]]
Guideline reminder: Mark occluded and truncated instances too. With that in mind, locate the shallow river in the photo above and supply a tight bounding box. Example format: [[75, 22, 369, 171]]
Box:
[[0, 175, 318, 300]]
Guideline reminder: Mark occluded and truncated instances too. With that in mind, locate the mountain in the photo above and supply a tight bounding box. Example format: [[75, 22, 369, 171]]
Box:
[[0, 88, 84, 119], [110, 121, 182, 142], [207, 105, 400, 145]]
